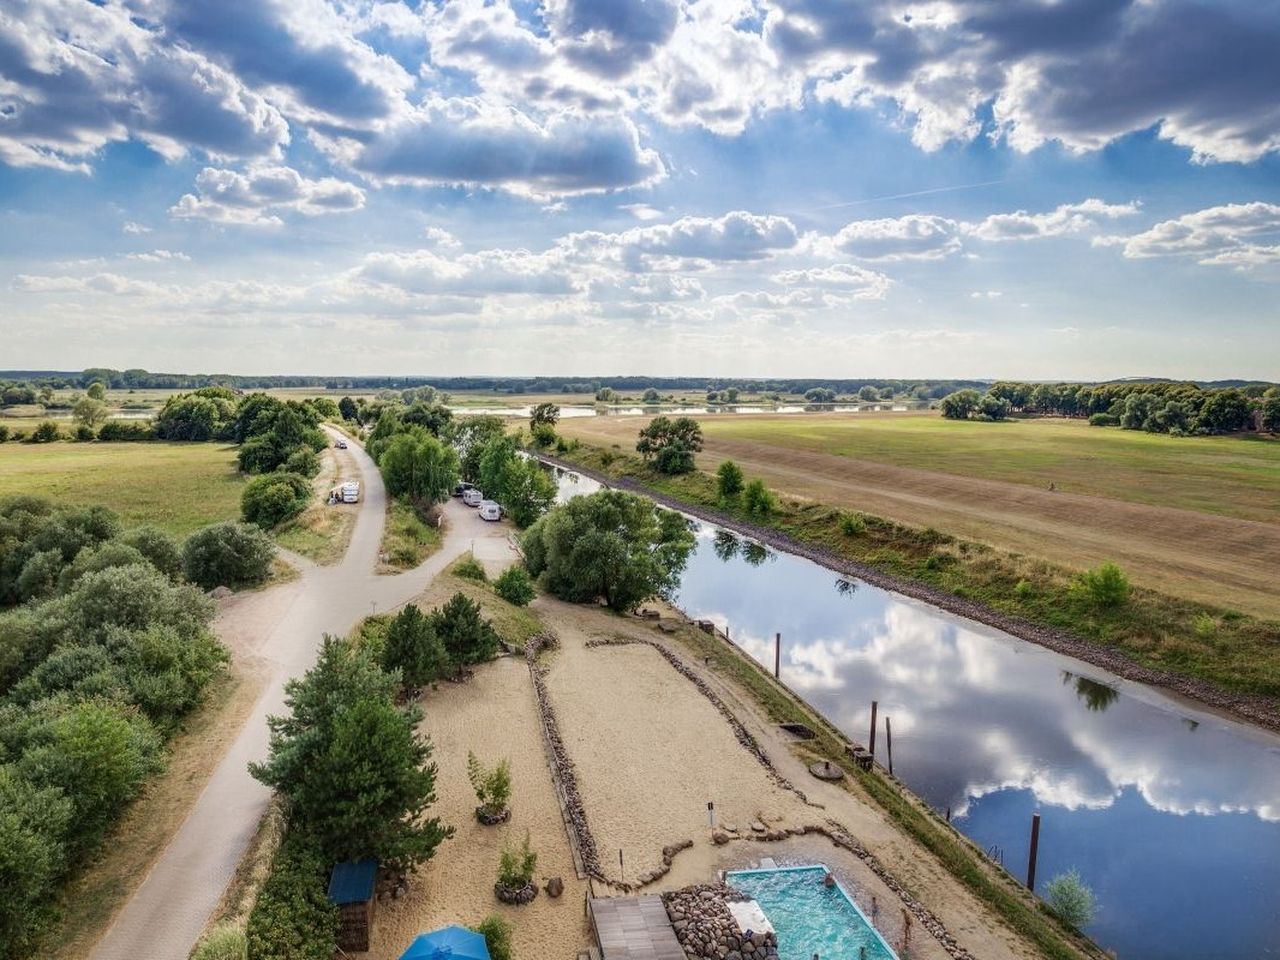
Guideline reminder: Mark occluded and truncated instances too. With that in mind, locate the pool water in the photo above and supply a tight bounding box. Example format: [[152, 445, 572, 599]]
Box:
[[726, 866, 898, 960]]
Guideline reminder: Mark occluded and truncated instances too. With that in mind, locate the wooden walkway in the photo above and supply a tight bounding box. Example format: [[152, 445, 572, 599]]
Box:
[[589, 896, 685, 960]]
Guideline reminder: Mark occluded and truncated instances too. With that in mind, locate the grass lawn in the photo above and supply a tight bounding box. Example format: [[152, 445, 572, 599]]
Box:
[[379, 498, 444, 573], [694, 413, 1280, 523], [0, 441, 245, 536]]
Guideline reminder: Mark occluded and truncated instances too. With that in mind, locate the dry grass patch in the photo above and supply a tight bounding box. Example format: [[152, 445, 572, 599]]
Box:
[[379, 499, 444, 573]]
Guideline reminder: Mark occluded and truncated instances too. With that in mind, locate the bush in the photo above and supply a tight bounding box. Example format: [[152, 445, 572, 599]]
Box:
[[191, 924, 248, 960], [530, 422, 557, 448], [121, 527, 183, 580], [0, 767, 73, 959], [29, 421, 61, 443], [1088, 412, 1120, 427], [474, 916, 513, 960], [73, 424, 96, 442], [467, 751, 512, 819], [241, 472, 311, 529], [97, 420, 154, 442], [497, 832, 537, 890], [1044, 870, 1096, 929], [454, 555, 488, 581], [716, 460, 744, 502], [742, 478, 776, 517], [1078, 562, 1131, 608], [494, 566, 536, 606], [839, 513, 865, 536], [282, 446, 321, 478], [245, 837, 338, 960], [183, 522, 275, 589], [0, 425, 9, 443]]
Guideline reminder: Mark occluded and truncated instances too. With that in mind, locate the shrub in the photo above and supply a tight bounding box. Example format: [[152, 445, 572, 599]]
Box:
[[241, 472, 311, 529], [56, 541, 148, 593], [29, 421, 61, 443], [467, 751, 512, 819], [1044, 870, 1096, 929], [497, 832, 537, 890], [282, 446, 321, 478], [494, 565, 536, 607], [454, 555, 488, 581], [431, 593, 501, 668], [474, 916, 513, 960], [97, 421, 154, 442], [742, 478, 776, 517], [245, 837, 338, 960], [1193, 612, 1217, 640], [381, 603, 449, 685], [839, 513, 865, 536], [0, 767, 73, 959], [1088, 412, 1120, 427], [716, 460, 744, 502], [121, 526, 183, 580], [183, 522, 275, 589], [530, 422, 557, 448], [1078, 562, 1131, 608], [0, 425, 9, 443], [73, 424, 96, 442], [191, 924, 248, 960], [1014, 579, 1035, 600]]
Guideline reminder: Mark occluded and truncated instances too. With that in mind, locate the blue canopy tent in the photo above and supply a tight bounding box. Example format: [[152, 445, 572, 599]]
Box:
[[399, 924, 491, 960]]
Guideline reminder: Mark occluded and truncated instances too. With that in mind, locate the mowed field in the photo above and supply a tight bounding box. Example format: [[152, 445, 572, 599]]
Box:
[[0, 442, 245, 536], [558, 413, 1280, 619]]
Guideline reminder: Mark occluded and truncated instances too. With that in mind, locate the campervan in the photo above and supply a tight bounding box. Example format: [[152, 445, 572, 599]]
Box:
[[462, 488, 483, 507], [341, 481, 360, 503], [478, 500, 502, 521]]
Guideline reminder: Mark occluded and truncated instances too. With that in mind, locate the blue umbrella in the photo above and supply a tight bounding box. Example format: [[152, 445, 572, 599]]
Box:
[[399, 925, 491, 960]]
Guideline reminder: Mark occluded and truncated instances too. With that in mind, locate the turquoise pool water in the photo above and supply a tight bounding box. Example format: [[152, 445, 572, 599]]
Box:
[[726, 866, 898, 960]]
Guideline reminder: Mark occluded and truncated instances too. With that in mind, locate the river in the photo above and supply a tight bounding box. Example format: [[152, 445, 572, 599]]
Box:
[[540, 462, 1280, 960]]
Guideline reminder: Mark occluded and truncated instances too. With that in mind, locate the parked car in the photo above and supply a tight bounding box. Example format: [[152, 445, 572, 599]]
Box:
[[479, 500, 503, 521], [335, 439, 348, 449], [453, 481, 476, 498], [462, 488, 483, 507]]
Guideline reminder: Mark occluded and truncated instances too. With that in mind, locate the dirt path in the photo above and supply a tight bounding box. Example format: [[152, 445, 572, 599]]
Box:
[[558, 416, 1280, 620], [87, 429, 509, 960]]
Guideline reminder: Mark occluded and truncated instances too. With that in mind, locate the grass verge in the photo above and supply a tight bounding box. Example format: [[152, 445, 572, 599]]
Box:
[[379, 498, 444, 573]]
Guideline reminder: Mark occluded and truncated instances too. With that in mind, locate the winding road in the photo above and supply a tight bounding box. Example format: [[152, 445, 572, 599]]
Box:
[[89, 429, 505, 960]]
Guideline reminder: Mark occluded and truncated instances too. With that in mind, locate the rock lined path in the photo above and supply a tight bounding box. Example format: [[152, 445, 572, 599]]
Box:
[[90, 428, 501, 960]]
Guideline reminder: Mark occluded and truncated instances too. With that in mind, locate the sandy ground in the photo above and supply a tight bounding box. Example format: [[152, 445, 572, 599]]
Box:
[[533, 598, 1042, 960], [557, 416, 1280, 619], [367, 655, 591, 960]]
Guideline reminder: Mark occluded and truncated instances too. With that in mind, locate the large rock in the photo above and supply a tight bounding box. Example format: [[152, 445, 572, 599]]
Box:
[[545, 876, 564, 898]]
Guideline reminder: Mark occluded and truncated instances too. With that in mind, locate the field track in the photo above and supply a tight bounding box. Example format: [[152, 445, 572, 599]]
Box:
[[559, 415, 1280, 620]]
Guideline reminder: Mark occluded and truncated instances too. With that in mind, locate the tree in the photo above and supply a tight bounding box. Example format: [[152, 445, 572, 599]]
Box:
[[182, 522, 275, 589], [857, 385, 879, 401], [1078, 562, 1131, 608], [466, 752, 512, 821], [520, 490, 695, 612], [86, 381, 107, 401], [381, 428, 460, 504], [479, 435, 555, 526], [804, 387, 836, 403], [642, 388, 661, 403], [976, 393, 1012, 421], [636, 416, 703, 474], [1262, 396, 1280, 433], [241, 473, 311, 529], [742, 478, 776, 517], [452, 415, 507, 482], [1044, 870, 1096, 929], [338, 396, 359, 421], [529, 402, 560, 429], [494, 565, 536, 606], [0, 767, 73, 959], [121, 526, 183, 580], [381, 603, 449, 685], [30, 421, 61, 443], [716, 460, 744, 502], [939, 390, 982, 420], [72, 396, 109, 429], [430, 593, 501, 669], [1195, 389, 1252, 434], [496, 832, 537, 892]]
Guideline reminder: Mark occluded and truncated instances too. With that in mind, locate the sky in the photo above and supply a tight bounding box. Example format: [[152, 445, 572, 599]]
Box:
[[1, 0, 1278, 381]]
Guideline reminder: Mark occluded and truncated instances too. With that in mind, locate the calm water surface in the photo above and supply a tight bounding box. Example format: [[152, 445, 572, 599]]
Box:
[[544, 464, 1280, 960]]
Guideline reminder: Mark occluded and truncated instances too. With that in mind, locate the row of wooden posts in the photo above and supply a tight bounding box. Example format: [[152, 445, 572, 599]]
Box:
[[769, 631, 1043, 893]]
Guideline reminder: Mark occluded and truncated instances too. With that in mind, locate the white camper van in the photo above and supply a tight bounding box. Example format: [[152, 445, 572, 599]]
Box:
[[478, 500, 502, 521], [341, 481, 360, 503], [462, 488, 483, 507]]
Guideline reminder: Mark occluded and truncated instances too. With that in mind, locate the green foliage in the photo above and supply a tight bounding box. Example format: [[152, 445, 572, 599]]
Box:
[[30, 421, 62, 443], [474, 916, 514, 960], [636, 416, 703, 474], [1262, 396, 1280, 433], [121, 526, 183, 580], [939, 389, 982, 420], [0, 766, 73, 959], [1087, 412, 1120, 427], [452, 415, 507, 482], [806, 387, 837, 403], [466, 751, 512, 818], [497, 832, 537, 890], [716, 460, 744, 502], [494, 565, 536, 607], [191, 924, 248, 960], [282, 446, 321, 478], [520, 490, 694, 612], [381, 428, 460, 504], [96, 420, 154, 442], [741, 478, 776, 517], [241, 472, 312, 529], [529, 402, 560, 429], [1078, 562, 1132, 608], [431, 593, 501, 669], [1044, 870, 1096, 929], [55, 541, 147, 593], [477, 436, 555, 526], [381, 604, 449, 686], [338, 396, 359, 421], [182, 521, 276, 589], [72, 396, 110, 429], [245, 837, 338, 960], [839, 513, 865, 536], [530, 422, 557, 448], [454, 556, 488, 581], [155, 392, 236, 442], [0, 497, 122, 604]]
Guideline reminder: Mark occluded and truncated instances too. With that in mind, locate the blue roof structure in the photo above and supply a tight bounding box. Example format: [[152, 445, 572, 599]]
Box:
[[327, 859, 378, 905], [399, 925, 491, 960]]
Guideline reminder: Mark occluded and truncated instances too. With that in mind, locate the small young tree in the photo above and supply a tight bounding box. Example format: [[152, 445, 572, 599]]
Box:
[[494, 565, 536, 607], [1078, 562, 1131, 608], [742, 478, 776, 517], [431, 593, 501, 671], [495, 831, 537, 901], [716, 460, 744, 502], [467, 752, 512, 823], [1044, 870, 1096, 929]]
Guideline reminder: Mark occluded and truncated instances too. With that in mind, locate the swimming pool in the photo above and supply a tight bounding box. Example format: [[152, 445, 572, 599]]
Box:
[[726, 865, 899, 960]]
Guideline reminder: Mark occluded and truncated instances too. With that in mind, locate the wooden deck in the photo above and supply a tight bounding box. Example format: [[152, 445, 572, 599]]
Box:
[[589, 896, 686, 960]]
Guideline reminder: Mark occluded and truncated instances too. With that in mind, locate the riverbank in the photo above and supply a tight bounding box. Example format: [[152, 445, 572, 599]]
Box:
[[535, 449, 1280, 734]]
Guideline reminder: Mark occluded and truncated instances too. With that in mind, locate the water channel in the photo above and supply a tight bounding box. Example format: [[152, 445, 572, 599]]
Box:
[[541, 462, 1280, 960]]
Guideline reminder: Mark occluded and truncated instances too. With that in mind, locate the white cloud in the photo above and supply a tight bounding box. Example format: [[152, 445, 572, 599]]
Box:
[[422, 227, 462, 250], [560, 210, 801, 271], [126, 250, 192, 262], [170, 165, 366, 226], [832, 215, 963, 261], [772, 263, 891, 299], [122, 221, 152, 235], [1112, 201, 1280, 269], [967, 199, 1140, 242]]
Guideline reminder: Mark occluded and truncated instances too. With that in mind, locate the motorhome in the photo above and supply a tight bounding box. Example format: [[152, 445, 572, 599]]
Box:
[[453, 481, 476, 498], [478, 500, 502, 521], [462, 488, 483, 507], [341, 481, 360, 503]]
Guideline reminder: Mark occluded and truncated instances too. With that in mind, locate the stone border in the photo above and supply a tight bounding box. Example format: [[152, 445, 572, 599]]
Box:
[[535, 452, 1280, 733]]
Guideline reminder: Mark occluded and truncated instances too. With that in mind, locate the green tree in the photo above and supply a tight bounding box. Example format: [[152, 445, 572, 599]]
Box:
[[86, 381, 108, 401], [0, 767, 73, 960], [452, 415, 507, 482], [742, 478, 777, 517], [520, 490, 694, 612], [716, 460, 744, 502], [635, 416, 703, 474], [241, 473, 312, 529], [1262, 396, 1280, 433], [381, 428, 460, 504], [474, 916, 513, 960], [72, 396, 110, 429], [430, 593, 501, 669], [1044, 870, 1096, 929], [642, 388, 661, 403], [529, 402, 560, 429], [939, 390, 981, 420], [338, 396, 359, 421], [497, 832, 537, 891], [479, 435, 555, 526], [381, 603, 450, 685], [121, 526, 183, 580], [494, 565, 536, 606], [976, 393, 1012, 421], [182, 522, 275, 589], [857, 385, 879, 401]]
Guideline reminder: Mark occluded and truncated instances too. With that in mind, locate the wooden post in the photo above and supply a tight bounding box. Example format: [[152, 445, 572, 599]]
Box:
[[619, 848, 625, 883], [885, 716, 894, 777], [868, 701, 878, 760], [1026, 813, 1041, 891], [774, 632, 781, 678]]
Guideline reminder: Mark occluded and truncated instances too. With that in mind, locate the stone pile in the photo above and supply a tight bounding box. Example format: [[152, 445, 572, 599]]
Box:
[[662, 883, 778, 960]]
